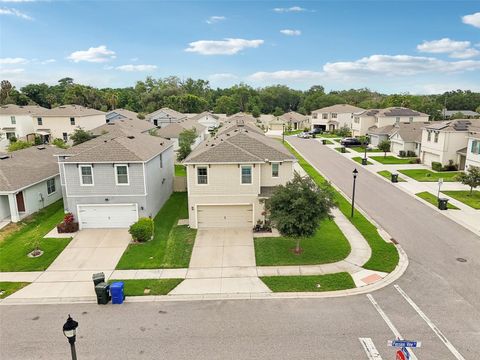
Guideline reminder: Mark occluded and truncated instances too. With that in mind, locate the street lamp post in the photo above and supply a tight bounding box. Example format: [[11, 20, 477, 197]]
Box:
[[351, 168, 358, 217], [63, 315, 79, 360]]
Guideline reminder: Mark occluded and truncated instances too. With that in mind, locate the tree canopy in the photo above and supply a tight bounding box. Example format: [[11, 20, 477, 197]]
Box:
[[1, 78, 479, 121]]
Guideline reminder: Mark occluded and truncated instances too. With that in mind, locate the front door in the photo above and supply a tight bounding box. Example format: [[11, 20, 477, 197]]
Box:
[[16, 192, 25, 212]]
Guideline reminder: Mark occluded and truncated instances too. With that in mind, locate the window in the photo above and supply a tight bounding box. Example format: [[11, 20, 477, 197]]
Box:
[[63, 132, 68, 142], [434, 132, 439, 143], [197, 167, 208, 184], [115, 165, 129, 185], [395, 117, 400, 124], [153, 119, 158, 126], [354, 117, 360, 124], [6, 132, 15, 140], [70, 117, 75, 125], [427, 131, 431, 141], [312, 113, 318, 119], [272, 163, 279, 178], [10, 116, 16, 125], [241, 165, 252, 184], [409, 117, 413, 123], [159, 153, 163, 168], [79, 165, 93, 186], [37, 117, 43, 126], [332, 113, 337, 119], [472, 140, 479, 154], [47, 178, 56, 195], [322, 113, 328, 120]]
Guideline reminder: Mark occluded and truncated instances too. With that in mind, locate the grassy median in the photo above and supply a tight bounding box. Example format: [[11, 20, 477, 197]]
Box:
[[261, 272, 355, 292], [416, 192, 459, 209], [108, 279, 183, 296], [442, 190, 480, 209]]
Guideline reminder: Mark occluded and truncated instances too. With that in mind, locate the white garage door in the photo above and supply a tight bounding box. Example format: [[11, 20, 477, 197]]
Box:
[[197, 205, 253, 228], [78, 204, 138, 229], [422, 152, 440, 167]]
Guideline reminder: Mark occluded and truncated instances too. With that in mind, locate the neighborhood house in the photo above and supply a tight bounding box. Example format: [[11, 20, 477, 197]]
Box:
[[0, 104, 47, 149], [311, 104, 364, 132], [147, 107, 187, 127]]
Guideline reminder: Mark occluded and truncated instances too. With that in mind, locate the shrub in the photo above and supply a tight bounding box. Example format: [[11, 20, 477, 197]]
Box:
[[53, 138, 69, 149], [8, 140, 32, 152], [399, 150, 406, 157], [129, 217, 154, 242], [443, 160, 458, 171], [409, 158, 421, 164], [57, 212, 78, 233], [406, 150, 416, 157], [9, 136, 17, 143], [431, 161, 443, 171], [34, 135, 43, 145]]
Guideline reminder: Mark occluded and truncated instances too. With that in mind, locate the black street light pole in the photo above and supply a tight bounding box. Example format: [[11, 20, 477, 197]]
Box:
[[63, 315, 79, 360], [351, 168, 358, 217]]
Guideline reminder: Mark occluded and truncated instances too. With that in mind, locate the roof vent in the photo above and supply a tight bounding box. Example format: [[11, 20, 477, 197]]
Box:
[[36, 146, 46, 150], [127, 135, 135, 139], [0, 154, 10, 160], [210, 144, 215, 147], [107, 122, 115, 125]]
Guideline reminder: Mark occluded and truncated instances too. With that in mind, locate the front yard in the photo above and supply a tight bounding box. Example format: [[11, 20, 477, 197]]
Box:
[[377, 170, 406, 182], [398, 169, 462, 182], [442, 191, 480, 209], [261, 272, 355, 292], [0, 282, 30, 298], [254, 218, 351, 266], [369, 156, 416, 165], [0, 201, 72, 272], [416, 192, 459, 210], [349, 146, 382, 153], [116, 192, 196, 269], [352, 156, 373, 165]]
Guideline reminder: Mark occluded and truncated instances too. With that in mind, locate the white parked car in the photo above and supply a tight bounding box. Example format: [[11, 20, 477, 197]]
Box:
[[297, 132, 311, 139]]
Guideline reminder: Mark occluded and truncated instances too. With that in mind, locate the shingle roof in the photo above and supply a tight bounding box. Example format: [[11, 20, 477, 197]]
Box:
[[58, 127, 172, 163], [443, 110, 479, 117], [312, 104, 365, 114], [106, 108, 140, 120], [184, 127, 295, 164], [0, 104, 47, 116], [368, 125, 396, 136], [468, 126, 480, 140], [278, 111, 308, 123], [357, 107, 429, 117], [188, 111, 219, 122], [92, 118, 155, 135], [217, 120, 263, 136], [156, 119, 206, 138], [147, 107, 186, 120], [0, 145, 59, 192], [391, 123, 426, 142], [227, 113, 257, 123], [424, 119, 480, 132], [34, 105, 105, 117]]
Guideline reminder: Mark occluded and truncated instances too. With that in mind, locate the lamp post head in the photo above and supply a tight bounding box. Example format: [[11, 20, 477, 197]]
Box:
[[63, 315, 78, 342], [353, 168, 358, 178]]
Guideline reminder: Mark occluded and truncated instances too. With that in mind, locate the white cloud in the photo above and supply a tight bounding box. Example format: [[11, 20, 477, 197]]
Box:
[[209, 73, 238, 80], [0, 7, 32, 20], [249, 70, 323, 81], [450, 48, 480, 59], [0, 57, 28, 64], [115, 64, 157, 72], [0, 68, 25, 75], [417, 38, 470, 53], [206, 15, 225, 24], [40, 58, 56, 64], [462, 12, 480, 28], [280, 29, 301, 36], [185, 38, 264, 55], [273, 6, 306, 13], [323, 54, 480, 77], [67, 45, 116, 63]]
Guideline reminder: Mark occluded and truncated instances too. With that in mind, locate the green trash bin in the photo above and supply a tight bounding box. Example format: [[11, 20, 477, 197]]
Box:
[[322, 139, 327, 145], [438, 198, 449, 210], [391, 173, 399, 183], [340, 147, 346, 153], [95, 282, 110, 305]]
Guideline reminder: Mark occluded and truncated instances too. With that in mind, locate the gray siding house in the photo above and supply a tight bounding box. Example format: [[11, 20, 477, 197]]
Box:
[[56, 126, 174, 229], [147, 107, 186, 128]]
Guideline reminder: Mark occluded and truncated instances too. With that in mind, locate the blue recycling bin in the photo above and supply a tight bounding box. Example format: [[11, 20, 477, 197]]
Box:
[[110, 281, 125, 304]]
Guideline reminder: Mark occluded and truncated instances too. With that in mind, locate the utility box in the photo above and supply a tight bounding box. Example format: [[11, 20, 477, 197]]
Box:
[[438, 198, 449, 210], [110, 282, 125, 305], [95, 282, 110, 305]]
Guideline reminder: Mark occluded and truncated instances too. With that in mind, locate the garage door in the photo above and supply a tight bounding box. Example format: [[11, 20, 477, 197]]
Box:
[[422, 152, 440, 167], [197, 205, 252, 228], [78, 204, 138, 229]]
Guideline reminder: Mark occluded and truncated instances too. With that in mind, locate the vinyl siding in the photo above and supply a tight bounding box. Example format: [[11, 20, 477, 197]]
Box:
[[23, 175, 62, 215], [145, 148, 174, 218], [0, 195, 10, 220], [260, 162, 294, 187]]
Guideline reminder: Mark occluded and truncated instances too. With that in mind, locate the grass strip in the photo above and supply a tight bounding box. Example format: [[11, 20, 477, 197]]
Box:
[[0, 282, 30, 299], [261, 272, 355, 292], [108, 279, 183, 296]]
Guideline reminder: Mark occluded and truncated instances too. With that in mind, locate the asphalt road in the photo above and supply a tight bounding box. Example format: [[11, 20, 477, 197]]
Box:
[[1, 137, 479, 359]]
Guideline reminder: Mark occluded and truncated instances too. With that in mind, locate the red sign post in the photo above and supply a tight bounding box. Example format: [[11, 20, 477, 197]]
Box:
[[396, 350, 406, 360]]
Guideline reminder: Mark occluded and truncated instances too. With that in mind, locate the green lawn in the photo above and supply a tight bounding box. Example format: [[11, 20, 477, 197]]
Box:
[[108, 279, 183, 296], [377, 171, 406, 182], [349, 146, 383, 153], [352, 156, 373, 165], [398, 169, 462, 182], [284, 141, 399, 273], [369, 156, 416, 165], [175, 164, 186, 177], [334, 147, 350, 153], [323, 139, 334, 145], [261, 272, 355, 292], [0, 201, 72, 272], [116, 192, 196, 269], [416, 192, 459, 210], [284, 130, 303, 135], [319, 133, 340, 138], [254, 218, 351, 266], [0, 282, 30, 299], [442, 190, 480, 209]]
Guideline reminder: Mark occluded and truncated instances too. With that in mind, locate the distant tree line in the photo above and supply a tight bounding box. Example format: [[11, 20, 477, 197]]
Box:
[[1, 77, 479, 120]]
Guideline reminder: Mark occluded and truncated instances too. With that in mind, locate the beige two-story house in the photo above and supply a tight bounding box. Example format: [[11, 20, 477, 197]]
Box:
[[183, 125, 296, 229], [465, 125, 480, 170], [352, 107, 429, 137], [0, 104, 46, 149], [311, 104, 364, 132]]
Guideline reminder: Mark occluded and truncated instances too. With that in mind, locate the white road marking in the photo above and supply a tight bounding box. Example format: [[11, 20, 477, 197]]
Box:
[[394, 284, 466, 360], [359, 337, 383, 360], [366, 294, 418, 360]]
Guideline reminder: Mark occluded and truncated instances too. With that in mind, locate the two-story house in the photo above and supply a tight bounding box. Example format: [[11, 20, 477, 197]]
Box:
[[269, 111, 309, 131], [0, 104, 46, 149], [156, 118, 206, 151], [311, 104, 364, 132], [368, 122, 426, 156], [420, 119, 480, 170], [1, 145, 61, 223], [33, 105, 106, 143], [187, 111, 220, 132], [56, 127, 174, 229], [183, 125, 296, 229], [465, 125, 480, 170], [147, 107, 186, 128], [352, 107, 429, 137]]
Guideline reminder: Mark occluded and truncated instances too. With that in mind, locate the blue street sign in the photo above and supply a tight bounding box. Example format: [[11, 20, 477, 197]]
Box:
[[388, 340, 422, 348], [402, 347, 410, 360]]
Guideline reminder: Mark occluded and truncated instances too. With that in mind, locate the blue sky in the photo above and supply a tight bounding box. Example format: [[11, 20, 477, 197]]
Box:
[[0, 0, 479, 93]]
